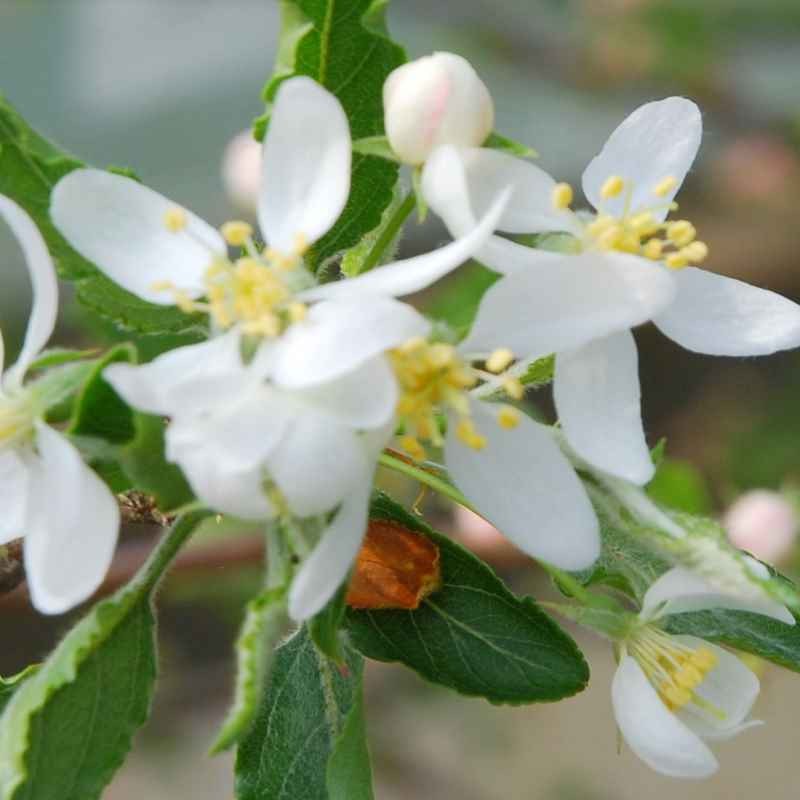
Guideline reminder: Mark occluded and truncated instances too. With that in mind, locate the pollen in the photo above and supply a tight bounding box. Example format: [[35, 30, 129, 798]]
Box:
[[496, 405, 520, 429], [653, 175, 677, 197], [163, 207, 187, 232], [600, 175, 625, 199], [486, 348, 514, 374], [220, 220, 254, 247], [503, 377, 524, 401], [667, 220, 696, 247], [552, 182, 574, 210]]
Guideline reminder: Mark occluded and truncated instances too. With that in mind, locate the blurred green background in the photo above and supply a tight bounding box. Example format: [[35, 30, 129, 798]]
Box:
[[2, 1, 800, 797]]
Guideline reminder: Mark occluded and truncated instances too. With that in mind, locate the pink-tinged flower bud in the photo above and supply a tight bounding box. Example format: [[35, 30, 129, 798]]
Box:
[[383, 52, 494, 166], [724, 489, 798, 565]]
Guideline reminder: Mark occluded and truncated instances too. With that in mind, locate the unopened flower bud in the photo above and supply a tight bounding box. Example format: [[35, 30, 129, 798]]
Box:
[[383, 52, 494, 166], [724, 489, 798, 565]]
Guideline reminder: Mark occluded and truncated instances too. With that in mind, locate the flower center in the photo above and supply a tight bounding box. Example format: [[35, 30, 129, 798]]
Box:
[[627, 626, 722, 715], [552, 174, 709, 270], [154, 213, 312, 337], [0, 391, 35, 450], [389, 339, 523, 461]]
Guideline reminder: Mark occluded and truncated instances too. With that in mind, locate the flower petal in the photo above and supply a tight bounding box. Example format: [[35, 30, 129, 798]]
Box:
[[422, 145, 581, 236], [654, 267, 800, 356], [612, 655, 718, 778], [554, 330, 654, 485], [582, 97, 702, 221], [273, 296, 428, 388], [270, 416, 367, 517], [177, 449, 274, 520], [0, 195, 58, 386], [24, 422, 119, 614], [51, 168, 224, 304], [673, 636, 760, 740], [461, 252, 676, 360], [258, 77, 351, 253], [445, 400, 600, 570], [640, 566, 795, 624], [299, 187, 511, 302], [103, 330, 244, 417], [0, 448, 29, 545], [286, 356, 397, 430]]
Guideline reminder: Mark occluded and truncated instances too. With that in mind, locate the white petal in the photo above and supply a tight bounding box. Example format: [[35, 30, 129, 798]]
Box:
[[422, 145, 581, 236], [258, 77, 351, 253], [462, 252, 676, 359], [612, 656, 718, 778], [24, 422, 119, 614], [270, 416, 365, 517], [654, 267, 800, 356], [273, 297, 428, 388], [0, 196, 58, 386], [177, 446, 274, 520], [299, 187, 511, 302], [103, 330, 244, 417], [445, 400, 600, 570], [287, 356, 397, 430], [554, 331, 653, 484], [287, 451, 374, 621], [641, 566, 795, 625], [51, 169, 224, 305], [0, 448, 30, 545], [673, 636, 760, 740], [582, 97, 702, 221]]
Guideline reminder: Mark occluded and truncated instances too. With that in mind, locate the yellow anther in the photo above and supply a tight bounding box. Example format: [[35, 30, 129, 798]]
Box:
[[629, 212, 658, 236], [399, 435, 426, 462], [552, 182, 574, 210], [497, 406, 520, 430], [425, 343, 456, 370], [600, 175, 625, 199], [665, 252, 689, 270], [163, 207, 187, 232], [642, 239, 663, 260], [681, 240, 709, 264], [597, 224, 623, 250], [653, 176, 678, 197], [667, 220, 696, 247], [673, 663, 704, 690], [293, 232, 310, 256], [220, 220, 254, 247], [691, 648, 718, 671], [456, 418, 487, 451], [503, 377, 524, 401], [661, 684, 692, 710], [486, 348, 514, 374], [287, 302, 307, 323]]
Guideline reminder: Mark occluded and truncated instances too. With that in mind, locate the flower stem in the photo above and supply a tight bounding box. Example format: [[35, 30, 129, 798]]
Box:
[[358, 191, 416, 274], [378, 451, 477, 512]]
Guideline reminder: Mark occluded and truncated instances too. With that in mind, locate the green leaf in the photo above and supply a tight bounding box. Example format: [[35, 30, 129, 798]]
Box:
[[258, 0, 406, 272], [0, 95, 197, 335], [0, 669, 37, 717], [211, 586, 289, 753], [647, 458, 713, 514], [0, 513, 208, 800], [518, 354, 555, 388], [664, 608, 800, 672], [309, 582, 349, 664], [118, 413, 194, 511], [235, 626, 372, 800], [350, 135, 399, 162], [27, 349, 100, 372], [326, 682, 373, 800], [346, 493, 589, 704], [484, 131, 538, 159]]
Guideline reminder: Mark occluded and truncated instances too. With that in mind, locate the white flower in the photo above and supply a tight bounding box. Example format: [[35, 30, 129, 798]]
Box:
[[383, 52, 494, 165], [613, 566, 794, 778], [422, 97, 800, 489], [0, 196, 119, 614]]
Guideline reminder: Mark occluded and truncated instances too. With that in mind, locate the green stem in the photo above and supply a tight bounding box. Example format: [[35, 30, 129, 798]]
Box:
[[137, 510, 211, 593], [265, 519, 291, 590], [539, 562, 595, 606], [358, 191, 415, 274], [378, 451, 476, 512]]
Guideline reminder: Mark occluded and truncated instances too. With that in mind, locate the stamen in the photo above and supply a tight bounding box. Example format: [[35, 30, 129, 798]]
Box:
[[665, 252, 689, 270], [496, 406, 520, 430], [399, 435, 426, 462], [220, 220, 254, 247], [486, 348, 514, 374], [287, 302, 307, 323], [503, 377, 524, 401], [653, 176, 678, 197], [600, 175, 625, 199], [552, 182, 574, 210], [163, 207, 187, 233], [681, 241, 709, 264]]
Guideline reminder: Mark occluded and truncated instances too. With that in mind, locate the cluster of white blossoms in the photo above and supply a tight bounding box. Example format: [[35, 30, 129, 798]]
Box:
[[1, 49, 798, 780]]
